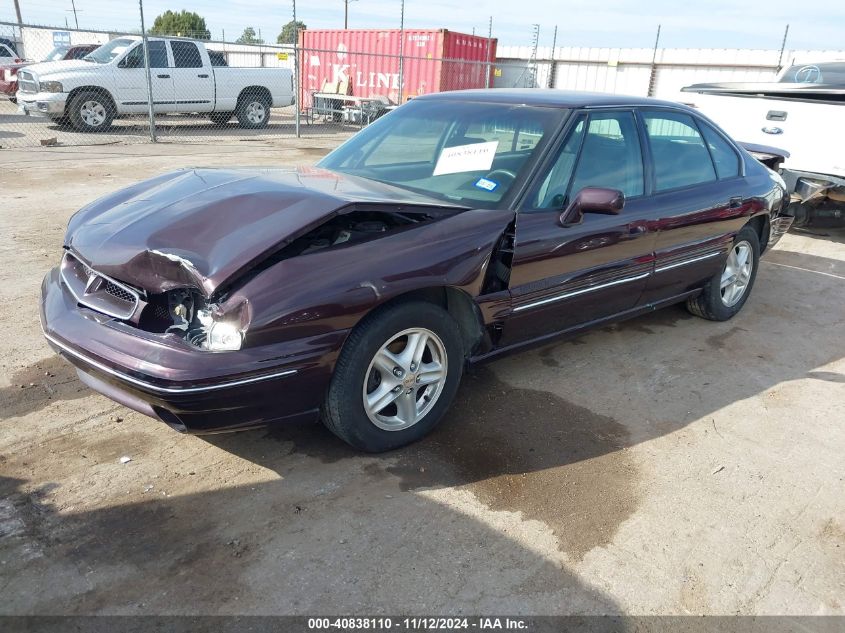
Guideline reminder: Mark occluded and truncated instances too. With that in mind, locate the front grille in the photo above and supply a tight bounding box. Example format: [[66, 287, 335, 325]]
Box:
[[17, 70, 37, 94], [60, 251, 141, 320]]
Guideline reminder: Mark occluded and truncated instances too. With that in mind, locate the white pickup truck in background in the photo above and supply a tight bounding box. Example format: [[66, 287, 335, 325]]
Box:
[[16, 36, 294, 131], [684, 61, 845, 227]]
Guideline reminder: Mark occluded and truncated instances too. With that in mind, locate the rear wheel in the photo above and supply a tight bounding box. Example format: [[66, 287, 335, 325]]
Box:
[[322, 302, 464, 452], [236, 92, 271, 129], [68, 90, 115, 132], [686, 225, 760, 321]]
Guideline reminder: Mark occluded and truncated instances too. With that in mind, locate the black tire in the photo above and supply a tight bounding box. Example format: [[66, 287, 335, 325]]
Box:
[[323, 301, 464, 452], [236, 92, 271, 129], [68, 90, 115, 132], [209, 112, 233, 126], [686, 224, 760, 321]]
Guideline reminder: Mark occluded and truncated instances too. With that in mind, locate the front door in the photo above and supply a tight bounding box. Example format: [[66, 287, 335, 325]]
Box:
[[115, 41, 174, 113], [501, 110, 657, 347]]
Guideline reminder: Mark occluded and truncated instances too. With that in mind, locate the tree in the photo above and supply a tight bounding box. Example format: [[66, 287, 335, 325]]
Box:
[[150, 10, 210, 39], [236, 27, 264, 44], [277, 20, 306, 44]]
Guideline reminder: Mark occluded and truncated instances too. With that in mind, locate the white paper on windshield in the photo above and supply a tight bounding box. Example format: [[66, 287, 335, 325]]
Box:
[[433, 141, 499, 176]]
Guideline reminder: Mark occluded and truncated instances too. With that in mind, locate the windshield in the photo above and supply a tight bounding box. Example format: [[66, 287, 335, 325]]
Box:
[[42, 46, 69, 62], [319, 99, 565, 206], [83, 38, 134, 63], [780, 62, 845, 85]]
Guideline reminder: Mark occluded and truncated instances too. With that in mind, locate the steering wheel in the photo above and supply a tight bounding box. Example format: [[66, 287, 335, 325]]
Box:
[[794, 65, 821, 83], [483, 169, 517, 186]]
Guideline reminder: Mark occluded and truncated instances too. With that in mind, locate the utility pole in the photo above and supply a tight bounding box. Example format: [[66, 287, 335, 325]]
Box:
[[343, 0, 358, 29], [13, 0, 22, 25], [548, 25, 558, 88], [138, 0, 157, 142], [70, 0, 79, 28]]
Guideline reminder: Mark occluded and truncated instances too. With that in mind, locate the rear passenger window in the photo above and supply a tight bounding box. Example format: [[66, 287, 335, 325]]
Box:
[[172, 41, 203, 68], [700, 122, 741, 179], [643, 111, 716, 191]]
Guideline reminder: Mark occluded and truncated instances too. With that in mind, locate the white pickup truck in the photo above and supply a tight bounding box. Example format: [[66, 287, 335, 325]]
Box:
[[683, 61, 845, 226], [16, 36, 294, 132]]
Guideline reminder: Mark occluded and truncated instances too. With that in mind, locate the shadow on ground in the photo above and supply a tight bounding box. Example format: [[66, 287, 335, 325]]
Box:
[[3, 236, 843, 614]]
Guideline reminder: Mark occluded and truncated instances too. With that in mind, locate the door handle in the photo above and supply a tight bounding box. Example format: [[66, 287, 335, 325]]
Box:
[[729, 197, 743, 209], [156, 74, 170, 79], [198, 74, 209, 78], [762, 126, 783, 135]]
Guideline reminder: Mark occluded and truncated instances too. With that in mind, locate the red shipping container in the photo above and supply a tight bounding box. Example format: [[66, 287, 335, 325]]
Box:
[[299, 29, 497, 108]]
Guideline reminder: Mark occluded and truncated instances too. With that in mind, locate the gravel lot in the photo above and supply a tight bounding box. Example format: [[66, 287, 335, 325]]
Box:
[[1, 140, 843, 615]]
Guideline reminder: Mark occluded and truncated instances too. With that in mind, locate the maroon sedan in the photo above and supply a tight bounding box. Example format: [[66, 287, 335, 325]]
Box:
[[41, 90, 793, 451], [1, 44, 98, 102]]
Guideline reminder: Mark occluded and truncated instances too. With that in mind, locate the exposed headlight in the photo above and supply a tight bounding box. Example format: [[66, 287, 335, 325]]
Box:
[[206, 320, 243, 351], [41, 80, 64, 93]]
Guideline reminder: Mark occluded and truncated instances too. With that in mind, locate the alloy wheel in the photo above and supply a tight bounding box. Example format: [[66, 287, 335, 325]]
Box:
[[245, 101, 267, 125], [80, 100, 107, 127], [720, 240, 753, 307], [362, 327, 448, 431]]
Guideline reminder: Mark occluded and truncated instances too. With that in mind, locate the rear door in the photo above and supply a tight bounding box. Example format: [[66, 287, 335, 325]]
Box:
[[638, 109, 750, 304], [169, 41, 214, 112], [500, 110, 657, 346]]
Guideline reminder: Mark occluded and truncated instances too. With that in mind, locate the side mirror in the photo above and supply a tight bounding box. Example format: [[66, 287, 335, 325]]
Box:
[[559, 187, 625, 225]]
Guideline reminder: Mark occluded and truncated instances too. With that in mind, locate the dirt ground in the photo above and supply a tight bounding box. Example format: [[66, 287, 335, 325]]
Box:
[[1, 140, 843, 616]]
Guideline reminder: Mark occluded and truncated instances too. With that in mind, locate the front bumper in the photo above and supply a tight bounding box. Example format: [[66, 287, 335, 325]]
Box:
[[17, 91, 67, 117], [41, 267, 345, 433]]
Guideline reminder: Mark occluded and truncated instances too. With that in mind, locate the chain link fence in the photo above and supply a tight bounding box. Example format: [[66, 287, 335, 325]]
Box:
[[1, 21, 527, 150]]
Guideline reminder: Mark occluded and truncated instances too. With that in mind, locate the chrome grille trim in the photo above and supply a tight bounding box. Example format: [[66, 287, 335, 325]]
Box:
[[60, 251, 141, 320]]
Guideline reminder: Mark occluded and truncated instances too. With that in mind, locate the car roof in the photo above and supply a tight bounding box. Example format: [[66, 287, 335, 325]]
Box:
[[415, 88, 691, 111]]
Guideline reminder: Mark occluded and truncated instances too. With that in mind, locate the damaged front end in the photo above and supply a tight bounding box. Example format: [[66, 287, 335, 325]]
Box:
[[60, 204, 453, 353], [61, 249, 248, 352]]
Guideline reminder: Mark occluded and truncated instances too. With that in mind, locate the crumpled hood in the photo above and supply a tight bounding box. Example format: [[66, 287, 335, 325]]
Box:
[[66, 167, 457, 297]]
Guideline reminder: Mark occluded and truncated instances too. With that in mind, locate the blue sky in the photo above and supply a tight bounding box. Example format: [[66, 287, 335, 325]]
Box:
[[2, 0, 843, 49]]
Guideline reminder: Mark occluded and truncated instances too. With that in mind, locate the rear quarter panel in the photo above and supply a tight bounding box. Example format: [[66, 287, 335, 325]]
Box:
[[212, 67, 294, 110]]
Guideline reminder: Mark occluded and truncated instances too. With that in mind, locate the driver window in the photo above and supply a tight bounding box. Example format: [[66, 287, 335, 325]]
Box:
[[121, 42, 168, 68], [568, 112, 644, 200], [531, 111, 644, 210], [121, 44, 143, 68]]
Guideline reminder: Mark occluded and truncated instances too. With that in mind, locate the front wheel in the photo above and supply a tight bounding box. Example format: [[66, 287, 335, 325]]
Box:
[[322, 302, 464, 452], [68, 90, 114, 132], [686, 224, 760, 321]]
